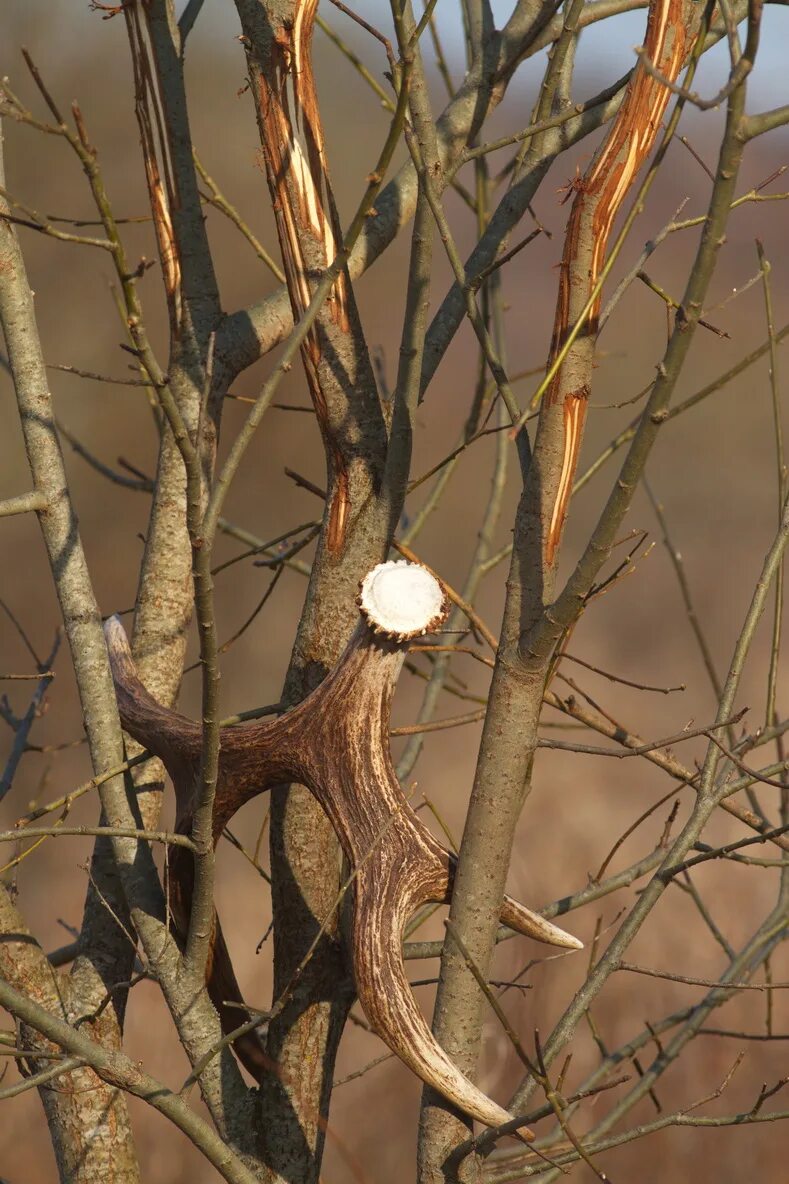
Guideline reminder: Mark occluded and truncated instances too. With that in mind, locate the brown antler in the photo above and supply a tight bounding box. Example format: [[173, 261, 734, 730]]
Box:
[[105, 562, 581, 1128]]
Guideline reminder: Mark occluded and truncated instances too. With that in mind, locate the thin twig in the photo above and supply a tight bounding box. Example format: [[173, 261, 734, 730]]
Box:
[[617, 962, 789, 991]]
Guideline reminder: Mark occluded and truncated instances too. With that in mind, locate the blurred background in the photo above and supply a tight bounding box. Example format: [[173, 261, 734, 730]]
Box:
[[1, 1, 789, 1179]]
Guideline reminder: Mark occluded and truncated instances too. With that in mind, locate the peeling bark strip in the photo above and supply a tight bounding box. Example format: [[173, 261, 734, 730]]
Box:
[[241, 0, 365, 554], [235, 3, 390, 1170], [125, 3, 182, 327], [254, 0, 348, 330], [105, 563, 581, 1130], [542, 0, 693, 565]]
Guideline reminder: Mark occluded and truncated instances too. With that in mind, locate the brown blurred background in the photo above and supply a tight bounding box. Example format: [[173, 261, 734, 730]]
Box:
[[2, 2, 789, 1179]]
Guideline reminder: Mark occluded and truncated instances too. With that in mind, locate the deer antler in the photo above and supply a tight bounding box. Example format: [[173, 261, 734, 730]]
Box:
[[105, 561, 581, 1129]]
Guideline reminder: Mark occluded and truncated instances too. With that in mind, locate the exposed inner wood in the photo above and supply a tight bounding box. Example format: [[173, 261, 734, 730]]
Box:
[[125, 4, 182, 328], [251, 0, 353, 555], [543, 0, 694, 566]]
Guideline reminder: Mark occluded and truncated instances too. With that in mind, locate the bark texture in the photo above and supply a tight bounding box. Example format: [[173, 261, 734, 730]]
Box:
[[234, 2, 392, 1174]]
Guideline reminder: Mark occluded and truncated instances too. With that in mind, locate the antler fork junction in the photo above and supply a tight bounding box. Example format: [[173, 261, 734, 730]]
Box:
[[105, 560, 581, 1130]]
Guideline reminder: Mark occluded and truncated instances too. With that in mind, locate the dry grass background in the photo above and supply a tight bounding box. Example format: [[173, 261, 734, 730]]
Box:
[[1, 2, 789, 1179]]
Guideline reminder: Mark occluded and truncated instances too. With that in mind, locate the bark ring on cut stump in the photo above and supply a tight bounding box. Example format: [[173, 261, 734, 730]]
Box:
[[103, 561, 581, 1133]]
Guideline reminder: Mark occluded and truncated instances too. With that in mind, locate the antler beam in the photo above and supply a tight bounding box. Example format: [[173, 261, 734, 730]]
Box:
[[105, 562, 581, 1129]]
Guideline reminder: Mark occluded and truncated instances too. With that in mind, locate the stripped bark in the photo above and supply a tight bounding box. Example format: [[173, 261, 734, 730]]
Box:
[[1, 0, 781, 1178], [122, 0, 222, 754], [216, 0, 653, 379], [236, 0, 386, 558], [419, 2, 703, 1177], [537, 0, 695, 568], [233, 2, 392, 1175]]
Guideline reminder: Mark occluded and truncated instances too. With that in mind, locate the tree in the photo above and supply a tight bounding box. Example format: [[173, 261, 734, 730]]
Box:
[[1, 0, 789, 1180]]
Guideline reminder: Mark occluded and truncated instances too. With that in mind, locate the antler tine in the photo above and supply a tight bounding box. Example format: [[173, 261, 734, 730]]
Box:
[[157, 839, 268, 1081], [351, 859, 528, 1135], [307, 561, 581, 1122], [205, 913, 271, 1081], [498, 892, 583, 950], [104, 615, 200, 769], [105, 613, 282, 1077], [438, 843, 582, 950], [400, 819, 578, 947], [409, 822, 584, 951]]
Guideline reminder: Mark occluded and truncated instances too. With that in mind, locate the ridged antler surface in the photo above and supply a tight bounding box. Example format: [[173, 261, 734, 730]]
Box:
[[104, 562, 581, 1129]]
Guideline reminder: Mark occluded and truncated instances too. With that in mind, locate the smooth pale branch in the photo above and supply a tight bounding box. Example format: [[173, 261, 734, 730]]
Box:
[[104, 561, 581, 1130]]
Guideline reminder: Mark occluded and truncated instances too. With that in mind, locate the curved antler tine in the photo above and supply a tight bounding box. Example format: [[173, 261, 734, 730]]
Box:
[[206, 912, 270, 1082], [499, 893, 583, 950], [411, 826, 584, 953], [167, 839, 269, 1082], [103, 615, 199, 767], [352, 861, 530, 1134], [106, 618, 270, 1078]]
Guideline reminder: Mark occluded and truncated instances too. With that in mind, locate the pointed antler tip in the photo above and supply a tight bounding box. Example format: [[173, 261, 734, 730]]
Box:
[[102, 614, 136, 680], [499, 894, 584, 950]]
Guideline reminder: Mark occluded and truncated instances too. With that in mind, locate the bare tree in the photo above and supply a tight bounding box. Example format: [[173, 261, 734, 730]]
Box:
[[1, 0, 789, 1181]]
